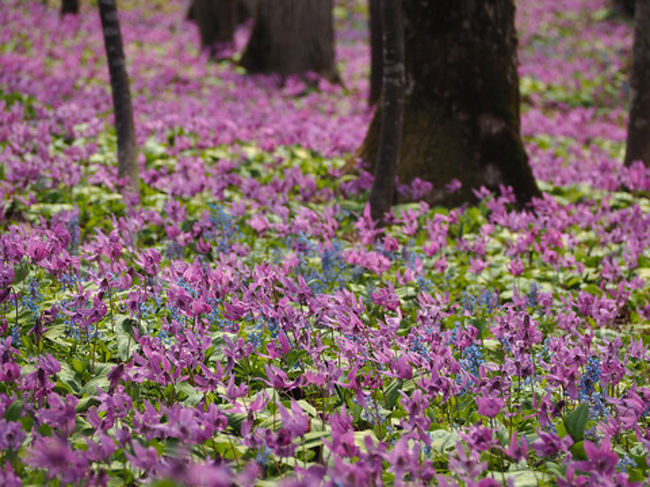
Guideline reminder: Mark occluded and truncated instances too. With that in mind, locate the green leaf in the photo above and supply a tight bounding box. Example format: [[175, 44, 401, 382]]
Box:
[[501, 469, 551, 486], [563, 403, 590, 441], [384, 379, 402, 410], [175, 382, 203, 407], [302, 430, 330, 450], [3, 400, 23, 421], [116, 315, 138, 361], [75, 396, 99, 413], [13, 259, 29, 285], [71, 358, 85, 375], [354, 430, 379, 452], [429, 429, 459, 454], [570, 440, 587, 460]]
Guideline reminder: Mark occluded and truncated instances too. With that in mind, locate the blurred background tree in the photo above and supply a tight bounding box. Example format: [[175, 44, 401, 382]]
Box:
[[360, 0, 540, 208], [624, 0, 649, 167]]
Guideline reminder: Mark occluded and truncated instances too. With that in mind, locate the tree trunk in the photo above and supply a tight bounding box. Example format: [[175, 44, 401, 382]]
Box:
[[98, 0, 138, 193], [190, 0, 238, 56], [624, 0, 650, 167], [186, 0, 196, 21], [240, 0, 338, 82], [368, 0, 404, 222], [60, 0, 79, 16], [238, 0, 255, 23], [368, 0, 383, 106], [359, 0, 540, 208], [188, 0, 252, 25], [614, 0, 635, 15]]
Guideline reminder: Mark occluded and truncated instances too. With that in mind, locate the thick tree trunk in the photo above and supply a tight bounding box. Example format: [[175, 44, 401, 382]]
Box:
[[240, 0, 338, 82], [189, 0, 237, 56], [188, 0, 253, 25], [359, 0, 540, 207], [186, 0, 196, 21], [98, 0, 138, 193], [60, 0, 79, 16], [368, 0, 383, 106], [368, 0, 404, 222], [624, 0, 650, 167]]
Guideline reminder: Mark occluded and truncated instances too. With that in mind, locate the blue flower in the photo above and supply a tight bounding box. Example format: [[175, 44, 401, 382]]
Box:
[[528, 282, 539, 307], [579, 356, 601, 401]]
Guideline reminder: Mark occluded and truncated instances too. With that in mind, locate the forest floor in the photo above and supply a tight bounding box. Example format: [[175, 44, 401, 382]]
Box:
[[0, 0, 648, 485]]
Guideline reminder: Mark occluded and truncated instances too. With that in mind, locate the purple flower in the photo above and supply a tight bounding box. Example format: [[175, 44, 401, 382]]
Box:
[[134, 248, 161, 275], [0, 461, 21, 487], [572, 438, 619, 477], [125, 441, 159, 471], [0, 420, 25, 451], [461, 424, 497, 453], [86, 433, 116, 462], [531, 430, 573, 457], [26, 435, 88, 483], [504, 433, 528, 462], [449, 441, 486, 478], [476, 394, 505, 418], [279, 400, 310, 437], [38, 393, 78, 436], [386, 436, 420, 479]]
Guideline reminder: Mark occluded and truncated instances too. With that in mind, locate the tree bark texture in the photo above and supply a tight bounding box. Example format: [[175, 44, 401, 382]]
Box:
[[359, 0, 540, 207], [369, 0, 404, 222], [237, 0, 255, 22], [98, 0, 138, 192], [188, 0, 253, 25], [190, 0, 238, 56], [624, 0, 650, 167], [368, 0, 383, 106], [60, 0, 79, 16], [240, 0, 338, 82]]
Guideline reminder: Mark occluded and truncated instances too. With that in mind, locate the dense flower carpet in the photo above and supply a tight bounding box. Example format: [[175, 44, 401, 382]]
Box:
[[0, 0, 648, 485]]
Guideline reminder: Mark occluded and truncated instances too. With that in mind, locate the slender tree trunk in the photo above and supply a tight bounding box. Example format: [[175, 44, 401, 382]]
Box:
[[98, 0, 138, 192], [369, 0, 404, 222], [240, 0, 338, 82], [359, 0, 540, 208], [189, 0, 237, 56], [60, 0, 79, 16], [368, 0, 383, 106], [624, 0, 650, 167]]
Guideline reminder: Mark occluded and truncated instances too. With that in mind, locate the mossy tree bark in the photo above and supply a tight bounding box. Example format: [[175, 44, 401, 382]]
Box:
[[240, 0, 338, 82], [359, 0, 540, 207], [98, 0, 138, 193], [624, 0, 650, 167], [368, 0, 404, 222], [368, 0, 383, 106], [60, 0, 79, 16]]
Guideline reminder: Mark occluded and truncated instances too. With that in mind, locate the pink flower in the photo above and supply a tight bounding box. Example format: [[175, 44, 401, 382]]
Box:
[[572, 438, 619, 477], [446, 179, 462, 193], [279, 400, 310, 437], [249, 213, 269, 233], [508, 257, 525, 276], [476, 394, 504, 418], [25, 435, 87, 483]]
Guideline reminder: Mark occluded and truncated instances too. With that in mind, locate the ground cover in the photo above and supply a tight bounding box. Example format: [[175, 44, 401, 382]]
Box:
[[0, 0, 649, 485]]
